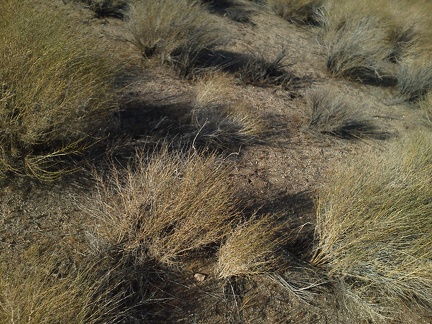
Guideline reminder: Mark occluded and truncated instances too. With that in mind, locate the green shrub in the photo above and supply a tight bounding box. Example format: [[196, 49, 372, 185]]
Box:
[[0, 1, 116, 180]]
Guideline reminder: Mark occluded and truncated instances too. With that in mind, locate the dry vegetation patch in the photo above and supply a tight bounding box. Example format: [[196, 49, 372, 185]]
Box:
[[306, 86, 378, 138], [312, 134, 432, 321], [0, 0, 116, 180], [89, 148, 242, 266], [0, 248, 122, 324], [216, 214, 285, 278], [191, 72, 264, 148], [266, 0, 324, 25], [127, 0, 226, 77]]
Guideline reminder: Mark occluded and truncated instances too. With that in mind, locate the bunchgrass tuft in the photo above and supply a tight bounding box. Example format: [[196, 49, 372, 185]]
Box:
[[397, 51, 432, 102], [306, 86, 378, 139], [0, 0, 117, 180], [127, 0, 226, 77], [0, 248, 123, 324], [191, 72, 263, 148], [216, 214, 285, 278], [266, 0, 324, 25], [90, 148, 242, 267], [312, 134, 432, 321]]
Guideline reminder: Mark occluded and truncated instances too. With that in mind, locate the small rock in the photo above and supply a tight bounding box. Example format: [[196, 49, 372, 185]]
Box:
[[194, 273, 207, 282]]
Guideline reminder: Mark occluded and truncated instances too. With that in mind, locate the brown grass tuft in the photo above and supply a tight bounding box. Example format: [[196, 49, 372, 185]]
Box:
[[397, 50, 432, 102], [127, 0, 226, 77], [0, 248, 122, 324], [90, 148, 242, 267], [191, 72, 263, 148], [266, 0, 324, 25], [0, 0, 117, 180], [311, 134, 432, 321], [306, 86, 378, 139], [216, 214, 285, 278]]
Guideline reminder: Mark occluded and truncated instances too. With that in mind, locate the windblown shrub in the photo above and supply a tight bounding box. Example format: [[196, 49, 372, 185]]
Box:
[[0, 1, 116, 180], [312, 134, 432, 321]]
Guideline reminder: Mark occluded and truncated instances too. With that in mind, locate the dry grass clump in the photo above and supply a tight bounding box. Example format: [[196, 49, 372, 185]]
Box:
[[318, 4, 393, 83], [0, 249, 122, 324], [191, 72, 263, 148], [397, 51, 432, 102], [73, 0, 129, 18], [191, 102, 264, 148], [90, 148, 242, 266], [127, 0, 225, 77], [419, 91, 432, 125], [306, 86, 377, 138], [193, 71, 237, 108], [0, 1, 116, 180], [216, 214, 284, 278], [319, 0, 432, 86], [311, 134, 432, 321], [238, 49, 294, 88], [266, 0, 324, 25]]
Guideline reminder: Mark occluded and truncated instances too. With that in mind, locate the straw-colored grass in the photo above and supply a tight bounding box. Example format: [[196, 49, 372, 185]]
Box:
[[0, 0, 116, 180], [127, 0, 225, 76], [317, 1, 393, 82], [419, 91, 432, 126], [90, 148, 242, 266], [312, 134, 432, 321], [306, 86, 377, 138], [216, 214, 285, 278], [0, 248, 122, 324], [191, 73, 263, 148], [398, 50, 432, 102], [266, 0, 324, 25]]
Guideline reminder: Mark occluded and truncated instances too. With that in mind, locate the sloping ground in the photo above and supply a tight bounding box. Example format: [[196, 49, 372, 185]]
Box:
[[1, 0, 431, 323]]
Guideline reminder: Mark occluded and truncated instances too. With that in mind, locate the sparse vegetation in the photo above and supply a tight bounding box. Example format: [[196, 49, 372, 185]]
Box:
[[312, 135, 432, 321], [3, 0, 432, 322], [0, 0, 116, 180]]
